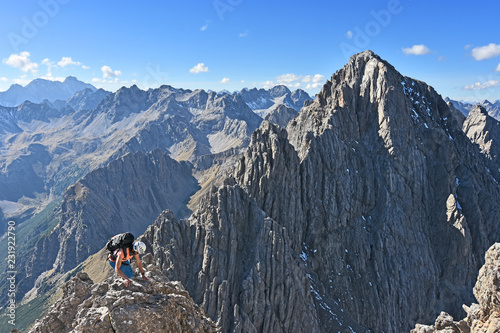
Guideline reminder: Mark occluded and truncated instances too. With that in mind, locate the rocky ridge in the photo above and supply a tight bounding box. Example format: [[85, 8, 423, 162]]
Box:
[[26, 254, 217, 333], [264, 103, 299, 127], [412, 243, 500, 333], [137, 51, 500, 332]]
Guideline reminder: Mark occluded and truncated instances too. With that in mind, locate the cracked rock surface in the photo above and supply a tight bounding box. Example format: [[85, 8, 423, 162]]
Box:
[[27, 254, 217, 333]]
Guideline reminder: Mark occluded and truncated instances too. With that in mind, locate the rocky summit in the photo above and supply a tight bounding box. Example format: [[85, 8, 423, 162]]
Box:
[[138, 51, 500, 332], [26, 254, 217, 333]]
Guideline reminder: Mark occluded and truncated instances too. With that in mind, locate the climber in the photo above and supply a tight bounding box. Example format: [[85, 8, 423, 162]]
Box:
[[108, 240, 150, 287]]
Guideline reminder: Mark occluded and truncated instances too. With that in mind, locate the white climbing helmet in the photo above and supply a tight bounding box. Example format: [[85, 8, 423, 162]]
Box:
[[133, 241, 146, 254]]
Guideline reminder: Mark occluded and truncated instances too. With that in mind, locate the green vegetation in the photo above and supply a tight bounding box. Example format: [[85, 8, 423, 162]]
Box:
[[0, 197, 62, 333]]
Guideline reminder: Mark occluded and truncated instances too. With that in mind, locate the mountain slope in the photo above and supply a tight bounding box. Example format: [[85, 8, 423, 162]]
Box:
[[412, 243, 500, 332], [13, 149, 198, 306]]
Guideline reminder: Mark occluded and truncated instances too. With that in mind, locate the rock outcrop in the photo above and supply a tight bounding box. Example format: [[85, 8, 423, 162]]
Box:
[[27, 255, 217, 333], [463, 105, 500, 169], [412, 243, 500, 333], [264, 104, 298, 127], [235, 50, 500, 331], [142, 199, 320, 333]]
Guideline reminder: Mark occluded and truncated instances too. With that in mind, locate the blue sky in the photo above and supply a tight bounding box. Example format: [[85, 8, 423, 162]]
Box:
[[0, 0, 499, 102]]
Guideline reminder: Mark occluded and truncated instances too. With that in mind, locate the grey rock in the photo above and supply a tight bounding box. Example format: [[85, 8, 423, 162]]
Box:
[[463, 105, 500, 168], [239, 85, 312, 112], [234, 50, 500, 331], [413, 243, 500, 332], [446, 98, 500, 121], [141, 187, 320, 333], [66, 88, 110, 111], [27, 262, 216, 333], [264, 104, 298, 127]]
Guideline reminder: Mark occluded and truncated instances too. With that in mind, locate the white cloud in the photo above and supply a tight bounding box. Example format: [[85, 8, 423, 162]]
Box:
[[58, 56, 82, 67], [238, 30, 249, 38], [464, 44, 473, 50], [302, 74, 324, 83], [346, 30, 353, 39], [13, 75, 29, 85], [463, 80, 499, 90], [306, 83, 322, 90], [189, 63, 209, 74], [495, 63, 500, 72], [0, 77, 7, 82], [3, 51, 39, 74], [220, 77, 230, 84], [101, 65, 122, 78], [277, 73, 300, 84], [200, 20, 211, 31], [82, 65, 90, 69], [261, 80, 274, 89], [402, 44, 431, 55], [42, 58, 55, 77], [471, 43, 500, 61], [40, 76, 66, 82]]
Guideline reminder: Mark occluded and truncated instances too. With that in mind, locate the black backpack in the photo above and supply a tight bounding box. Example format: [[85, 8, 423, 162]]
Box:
[[106, 232, 134, 260]]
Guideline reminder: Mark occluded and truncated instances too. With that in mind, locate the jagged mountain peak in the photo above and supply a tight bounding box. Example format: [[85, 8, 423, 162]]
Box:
[[299, 50, 455, 151], [269, 84, 291, 97], [470, 104, 489, 116]]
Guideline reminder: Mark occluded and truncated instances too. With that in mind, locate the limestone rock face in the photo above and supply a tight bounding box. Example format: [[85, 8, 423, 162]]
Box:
[[264, 104, 298, 127], [66, 88, 110, 111], [28, 257, 216, 333], [412, 243, 500, 333], [463, 105, 500, 168], [142, 194, 320, 333], [233, 51, 500, 331]]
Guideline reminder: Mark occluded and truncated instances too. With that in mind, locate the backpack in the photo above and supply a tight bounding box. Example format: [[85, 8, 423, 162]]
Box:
[[106, 232, 134, 260]]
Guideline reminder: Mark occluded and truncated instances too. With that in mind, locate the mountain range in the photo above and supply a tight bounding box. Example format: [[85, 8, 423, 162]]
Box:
[[2, 52, 500, 332], [0, 76, 97, 107], [445, 97, 500, 121], [0, 79, 311, 331]]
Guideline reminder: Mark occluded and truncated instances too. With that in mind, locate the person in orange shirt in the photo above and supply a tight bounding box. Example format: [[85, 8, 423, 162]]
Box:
[[108, 241, 149, 287]]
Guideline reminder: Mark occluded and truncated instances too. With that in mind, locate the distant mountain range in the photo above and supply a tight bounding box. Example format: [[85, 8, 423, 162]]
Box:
[[0, 79, 310, 205], [0, 76, 97, 107], [445, 97, 500, 120]]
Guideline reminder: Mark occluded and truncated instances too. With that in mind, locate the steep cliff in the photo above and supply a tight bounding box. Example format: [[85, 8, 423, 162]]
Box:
[[463, 105, 500, 169], [140, 51, 500, 332], [412, 243, 500, 333], [142, 200, 321, 333]]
